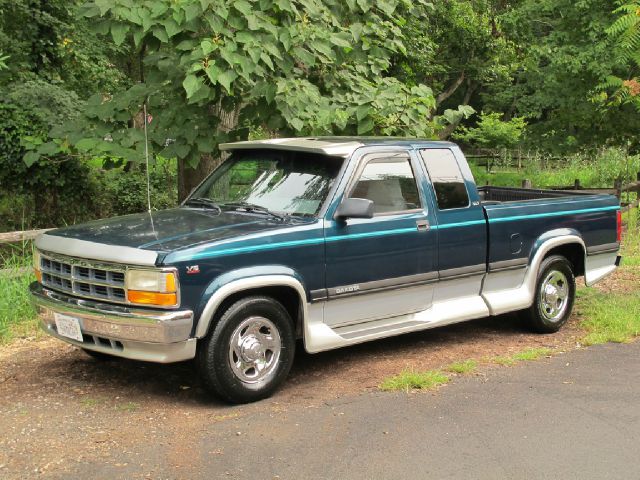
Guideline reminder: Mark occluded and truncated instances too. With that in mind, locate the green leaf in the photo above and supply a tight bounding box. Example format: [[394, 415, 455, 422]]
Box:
[[152, 26, 168, 42], [218, 70, 239, 93], [163, 18, 181, 38], [75, 138, 100, 152], [330, 33, 352, 48], [37, 143, 59, 156], [350, 22, 364, 42], [201, 40, 217, 56], [23, 151, 40, 167], [205, 64, 221, 83], [357, 117, 374, 134], [184, 4, 201, 22], [356, 104, 370, 121], [110, 23, 129, 46], [183, 74, 203, 98], [234, 0, 253, 16], [290, 118, 304, 131]]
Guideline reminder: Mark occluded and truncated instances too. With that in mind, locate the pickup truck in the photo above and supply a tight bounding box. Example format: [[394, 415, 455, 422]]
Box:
[[30, 137, 622, 403]]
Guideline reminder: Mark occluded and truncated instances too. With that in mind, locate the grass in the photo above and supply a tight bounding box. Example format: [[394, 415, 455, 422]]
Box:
[[379, 369, 450, 392], [446, 359, 477, 374], [578, 289, 640, 346], [621, 208, 640, 266], [0, 250, 38, 343], [469, 147, 640, 190], [492, 348, 553, 366]]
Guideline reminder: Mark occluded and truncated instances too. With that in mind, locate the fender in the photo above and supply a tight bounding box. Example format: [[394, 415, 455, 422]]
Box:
[[482, 232, 586, 316], [194, 266, 309, 338]]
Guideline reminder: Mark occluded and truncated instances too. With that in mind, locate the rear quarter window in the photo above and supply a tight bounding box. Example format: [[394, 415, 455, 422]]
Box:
[[420, 149, 470, 210]]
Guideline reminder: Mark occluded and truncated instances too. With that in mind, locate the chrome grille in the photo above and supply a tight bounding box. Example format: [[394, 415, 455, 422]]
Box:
[[39, 252, 127, 304]]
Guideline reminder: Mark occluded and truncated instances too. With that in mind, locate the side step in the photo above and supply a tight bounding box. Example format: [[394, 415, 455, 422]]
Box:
[[334, 317, 426, 340]]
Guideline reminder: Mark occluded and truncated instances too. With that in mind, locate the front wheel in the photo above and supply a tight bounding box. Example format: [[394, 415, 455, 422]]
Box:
[[524, 255, 576, 333], [196, 296, 296, 404]]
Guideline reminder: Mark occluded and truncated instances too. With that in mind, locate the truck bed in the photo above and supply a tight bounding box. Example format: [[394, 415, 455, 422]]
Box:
[[478, 186, 594, 204]]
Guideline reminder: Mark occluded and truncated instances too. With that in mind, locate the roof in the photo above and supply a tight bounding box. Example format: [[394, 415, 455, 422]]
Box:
[[219, 137, 457, 158]]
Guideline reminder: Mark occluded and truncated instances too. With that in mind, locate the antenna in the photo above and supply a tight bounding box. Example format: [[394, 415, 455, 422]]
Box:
[[143, 101, 152, 213]]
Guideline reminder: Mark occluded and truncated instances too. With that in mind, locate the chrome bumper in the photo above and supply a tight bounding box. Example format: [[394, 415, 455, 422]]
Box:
[[29, 282, 196, 363]]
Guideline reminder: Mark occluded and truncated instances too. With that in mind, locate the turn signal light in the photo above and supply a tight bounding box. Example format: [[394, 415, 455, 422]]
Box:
[[127, 291, 178, 307]]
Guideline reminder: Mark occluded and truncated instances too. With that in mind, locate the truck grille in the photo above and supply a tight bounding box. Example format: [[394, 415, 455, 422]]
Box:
[[39, 252, 127, 304]]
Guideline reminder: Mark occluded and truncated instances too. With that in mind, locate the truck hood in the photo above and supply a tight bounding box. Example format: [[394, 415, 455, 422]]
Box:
[[45, 208, 299, 252]]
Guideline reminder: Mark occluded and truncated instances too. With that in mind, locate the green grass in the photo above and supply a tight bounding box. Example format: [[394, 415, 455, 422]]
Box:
[[621, 208, 640, 266], [492, 347, 553, 366], [379, 369, 450, 392], [512, 347, 553, 361], [578, 289, 640, 346], [0, 252, 38, 343], [446, 359, 478, 374], [469, 148, 640, 190]]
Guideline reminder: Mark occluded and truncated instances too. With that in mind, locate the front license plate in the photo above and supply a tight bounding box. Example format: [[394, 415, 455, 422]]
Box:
[[54, 313, 83, 342]]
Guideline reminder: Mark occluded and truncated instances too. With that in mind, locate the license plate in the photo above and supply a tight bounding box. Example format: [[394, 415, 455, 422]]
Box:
[[54, 313, 83, 342]]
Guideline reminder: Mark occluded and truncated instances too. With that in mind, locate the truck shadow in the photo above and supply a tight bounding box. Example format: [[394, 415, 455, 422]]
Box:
[[41, 311, 560, 408]]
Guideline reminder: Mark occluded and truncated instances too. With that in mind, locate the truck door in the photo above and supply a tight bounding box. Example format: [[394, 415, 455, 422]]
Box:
[[418, 147, 487, 298], [323, 147, 438, 327]]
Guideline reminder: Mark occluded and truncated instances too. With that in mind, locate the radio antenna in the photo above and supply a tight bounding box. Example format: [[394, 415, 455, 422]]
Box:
[[143, 100, 152, 213]]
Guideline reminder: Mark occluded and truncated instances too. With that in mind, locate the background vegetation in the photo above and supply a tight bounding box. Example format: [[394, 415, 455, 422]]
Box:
[[1, 0, 640, 232]]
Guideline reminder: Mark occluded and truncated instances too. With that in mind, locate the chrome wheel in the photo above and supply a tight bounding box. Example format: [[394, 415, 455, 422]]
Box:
[[539, 270, 569, 322], [228, 316, 281, 384]]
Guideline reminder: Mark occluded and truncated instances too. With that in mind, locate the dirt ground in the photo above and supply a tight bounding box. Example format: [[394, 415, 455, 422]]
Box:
[[0, 272, 623, 479]]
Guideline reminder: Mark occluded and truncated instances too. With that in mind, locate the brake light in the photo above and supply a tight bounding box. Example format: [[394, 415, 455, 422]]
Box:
[[617, 210, 622, 243]]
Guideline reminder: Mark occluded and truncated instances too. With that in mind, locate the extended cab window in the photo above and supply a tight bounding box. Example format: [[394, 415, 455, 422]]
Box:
[[350, 155, 421, 214], [191, 150, 344, 216], [420, 149, 469, 210]]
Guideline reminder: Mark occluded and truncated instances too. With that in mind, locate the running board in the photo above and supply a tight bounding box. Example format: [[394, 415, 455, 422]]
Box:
[[303, 295, 491, 353]]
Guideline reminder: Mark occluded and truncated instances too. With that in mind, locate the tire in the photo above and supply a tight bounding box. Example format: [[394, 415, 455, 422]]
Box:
[[196, 296, 296, 404], [524, 255, 576, 333], [81, 348, 116, 361]]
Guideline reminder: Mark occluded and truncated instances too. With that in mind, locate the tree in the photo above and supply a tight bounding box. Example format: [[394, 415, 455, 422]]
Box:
[[393, 0, 517, 138], [599, 2, 640, 112], [483, 0, 640, 151], [25, 0, 460, 200]]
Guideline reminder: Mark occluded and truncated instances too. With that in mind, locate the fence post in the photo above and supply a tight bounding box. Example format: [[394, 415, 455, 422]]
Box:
[[522, 179, 532, 189], [614, 178, 622, 199], [574, 179, 581, 190]]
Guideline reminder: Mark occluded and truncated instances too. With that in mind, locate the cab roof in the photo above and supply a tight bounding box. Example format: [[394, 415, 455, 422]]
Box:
[[219, 137, 457, 158]]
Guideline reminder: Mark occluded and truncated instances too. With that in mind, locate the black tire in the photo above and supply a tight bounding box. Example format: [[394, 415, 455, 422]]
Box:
[[81, 348, 116, 361], [196, 296, 296, 404], [524, 255, 576, 333]]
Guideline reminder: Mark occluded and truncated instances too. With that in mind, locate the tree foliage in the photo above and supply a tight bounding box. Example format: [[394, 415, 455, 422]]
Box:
[[24, 0, 456, 199], [454, 112, 527, 149]]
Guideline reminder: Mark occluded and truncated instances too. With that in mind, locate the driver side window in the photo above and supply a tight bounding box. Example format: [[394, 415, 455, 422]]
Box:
[[350, 155, 422, 215]]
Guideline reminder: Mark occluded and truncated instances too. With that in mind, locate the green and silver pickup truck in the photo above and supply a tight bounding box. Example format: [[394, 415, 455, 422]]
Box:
[[30, 137, 621, 403]]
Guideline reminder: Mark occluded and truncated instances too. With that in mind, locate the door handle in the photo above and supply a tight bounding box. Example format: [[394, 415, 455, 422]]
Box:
[[416, 220, 430, 232]]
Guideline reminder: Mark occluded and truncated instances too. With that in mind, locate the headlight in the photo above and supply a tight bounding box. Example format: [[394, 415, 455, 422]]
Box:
[[33, 250, 42, 283], [126, 269, 178, 307]]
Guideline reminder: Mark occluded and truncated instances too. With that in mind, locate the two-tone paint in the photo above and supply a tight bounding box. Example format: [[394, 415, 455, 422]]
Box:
[[33, 137, 621, 360]]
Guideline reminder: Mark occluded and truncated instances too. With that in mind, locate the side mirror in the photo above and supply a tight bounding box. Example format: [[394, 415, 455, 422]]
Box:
[[335, 198, 374, 220]]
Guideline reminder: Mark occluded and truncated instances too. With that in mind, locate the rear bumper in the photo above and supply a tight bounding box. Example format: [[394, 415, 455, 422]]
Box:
[[29, 282, 196, 363]]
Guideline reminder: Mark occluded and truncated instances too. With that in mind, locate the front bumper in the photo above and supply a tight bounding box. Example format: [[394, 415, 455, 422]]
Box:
[[29, 282, 196, 363]]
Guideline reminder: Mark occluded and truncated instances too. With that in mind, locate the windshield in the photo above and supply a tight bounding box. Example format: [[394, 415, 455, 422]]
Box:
[[188, 150, 345, 216]]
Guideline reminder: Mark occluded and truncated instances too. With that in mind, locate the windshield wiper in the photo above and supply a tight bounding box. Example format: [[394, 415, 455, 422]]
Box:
[[223, 202, 285, 221], [183, 197, 222, 213]]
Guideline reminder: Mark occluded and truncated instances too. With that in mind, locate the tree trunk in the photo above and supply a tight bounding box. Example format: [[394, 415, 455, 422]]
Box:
[[176, 102, 241, 201]]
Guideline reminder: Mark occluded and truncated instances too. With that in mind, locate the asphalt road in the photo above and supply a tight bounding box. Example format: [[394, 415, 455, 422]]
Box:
[[63, 341, 640, 479]]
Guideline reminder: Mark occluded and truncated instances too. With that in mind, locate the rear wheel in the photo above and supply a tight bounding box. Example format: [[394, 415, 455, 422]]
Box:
[[197, 296, 295, 404], [525, 255, 576, 333]]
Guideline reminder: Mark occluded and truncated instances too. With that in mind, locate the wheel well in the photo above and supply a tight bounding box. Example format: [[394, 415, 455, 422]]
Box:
[[544, 243, 585, 277], [208, 286, 303, 337]]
